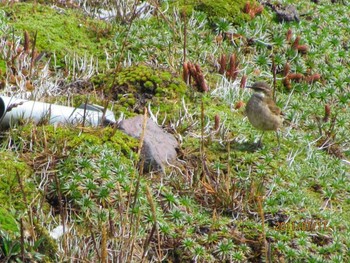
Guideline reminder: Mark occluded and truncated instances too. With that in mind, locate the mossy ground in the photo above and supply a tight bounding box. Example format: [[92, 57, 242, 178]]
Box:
[[0, 152, 35, 213], [1, 2, 114, 67], [1, 0, 350, 262], [92, 64, 188, 117], [169, 0, 256, 25]]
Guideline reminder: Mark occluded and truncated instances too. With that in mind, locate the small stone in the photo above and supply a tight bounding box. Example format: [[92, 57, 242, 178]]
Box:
[[275, 5, 300, 22], [119, 115, 178, 173]]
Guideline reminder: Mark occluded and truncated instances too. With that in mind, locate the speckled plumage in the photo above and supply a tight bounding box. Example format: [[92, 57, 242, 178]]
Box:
[[246, 81, 283, 147]]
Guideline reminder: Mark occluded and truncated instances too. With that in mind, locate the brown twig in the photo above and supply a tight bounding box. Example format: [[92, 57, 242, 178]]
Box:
[[24, 30, 30, 53], [127, 107, 148, 262], [141, 185, 162, 262], [16, 169, 36, 241], [272, 55, 277, 101], [182, 7, 187, 65], [82, 97, 88, 129], [29, 31, 37, 78], [257, 196, 270, 263], [53, 171, 66, 253], [90, 227, 101, 261], [20, 218, 25, 262], [101, 223, 108, 263]]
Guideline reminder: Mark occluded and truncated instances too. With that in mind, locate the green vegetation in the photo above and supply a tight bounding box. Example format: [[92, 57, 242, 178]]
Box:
[[92, 65, 188, 117], [0, 152, 35, 213], [169, 0, 255, 24], [2, 2, 114, 66], [1, 0, 350, 262]]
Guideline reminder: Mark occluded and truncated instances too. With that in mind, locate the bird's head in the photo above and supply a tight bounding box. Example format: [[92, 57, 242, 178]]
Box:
[[247, 81, 272, 97]]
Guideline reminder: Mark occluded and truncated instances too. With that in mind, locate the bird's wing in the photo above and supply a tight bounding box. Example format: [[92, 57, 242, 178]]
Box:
[[266, 98, 282, 115]]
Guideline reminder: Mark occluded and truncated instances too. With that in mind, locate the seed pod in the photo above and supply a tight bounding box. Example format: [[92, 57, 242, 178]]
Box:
[[214, 114, 220, 131], [240, 75, 247, 89], [292, 35, 301, 49], [244, 2, 251, 14], [283, 63, 290, 76], [323, 104, 331, 122], [227, 53, 238, 81], [305, 73, 321, 83], [218, 54, 227, 75], [288, 73, 304, 82], [283, 77, 292, 89], [188, 62, 196, 81], [182, 62, 189, 84], [24, 30, 30, 53], [25, 80, 34, 91], [191, 63, 207, 92], [9, 74, 17, 84], [297, 44, 309, 54], [234, 100, 245, 109], [198, 72, 208, 92], [216, 34, 223, 45], [254, 5, 263, 15]]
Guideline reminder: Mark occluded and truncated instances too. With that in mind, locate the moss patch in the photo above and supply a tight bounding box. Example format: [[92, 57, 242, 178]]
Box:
[[0, 152, 35, 212], [92, 65, 189, 118], [0, 58, 6, 74], [0, 151, 37, 239], [2, 2, 113, 66], [0, 207, 18, 233], [169, 0, 255, 24], [13, 125, 139, 161]]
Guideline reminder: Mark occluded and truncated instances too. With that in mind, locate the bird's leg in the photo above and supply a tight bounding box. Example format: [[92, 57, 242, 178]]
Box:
[[257, 131, 265, 148]]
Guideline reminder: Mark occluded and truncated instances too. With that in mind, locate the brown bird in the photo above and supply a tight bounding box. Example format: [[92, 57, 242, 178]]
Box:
[[245, 81, 283, 149]]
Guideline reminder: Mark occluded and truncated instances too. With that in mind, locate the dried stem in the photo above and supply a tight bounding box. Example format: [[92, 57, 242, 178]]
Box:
[[29, 31, 37, 78], [182, 8, 187, 64], [272, 55, 277, 101], [53, 170, 66, 253], [20, 218, 25, 262], [101, 223, 108, 263], [16, 169, 36, 241], [127, 107, 148, 262], [90, 227, 101, 261], [257, 196, 270, 263]]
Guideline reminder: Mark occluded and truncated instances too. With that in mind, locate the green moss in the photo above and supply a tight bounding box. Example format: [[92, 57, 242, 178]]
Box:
[[34, 222, 58, 259], [0, 151, 38, 240], [12, 125, 138, 162], [144, 80, 154, 90], [92, 65, 189, 119], [168, 0, 253, 24], [0, 152, 35, 212], [0, 58, 6, 73], [0, 208, 18, 233], [2, 3, 113, 66]]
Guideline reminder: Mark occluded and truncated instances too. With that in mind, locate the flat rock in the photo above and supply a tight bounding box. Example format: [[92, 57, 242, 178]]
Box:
[[118, 115, 178, 173]]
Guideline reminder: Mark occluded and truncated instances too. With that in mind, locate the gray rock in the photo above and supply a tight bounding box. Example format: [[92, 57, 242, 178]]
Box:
[[119, 115, 178, 173], [275, 5, 300, 22], [261, 2, 300, 22]]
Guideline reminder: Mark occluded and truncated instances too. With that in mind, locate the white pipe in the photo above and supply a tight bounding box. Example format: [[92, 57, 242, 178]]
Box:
[[0, 96, 116, 129]]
